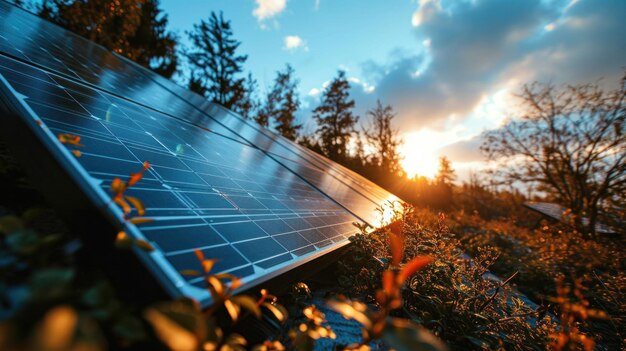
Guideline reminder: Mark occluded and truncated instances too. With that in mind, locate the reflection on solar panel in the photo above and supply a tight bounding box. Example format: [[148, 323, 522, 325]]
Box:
[[0, 2, 403, 305], [524, 202, 616, 235]]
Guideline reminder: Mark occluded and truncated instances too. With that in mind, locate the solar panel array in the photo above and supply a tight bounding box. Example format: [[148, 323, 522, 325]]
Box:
[[0, 2, 401, 304]]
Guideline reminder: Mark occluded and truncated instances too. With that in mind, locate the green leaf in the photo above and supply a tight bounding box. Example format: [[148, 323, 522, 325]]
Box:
[[382, 318, 448, 351], [6, 230, 40, 255], [30, 268, 75, 297], [0, 215, 23, 235]]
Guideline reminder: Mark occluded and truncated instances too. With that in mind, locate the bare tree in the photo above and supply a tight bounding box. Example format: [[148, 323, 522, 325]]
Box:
[[482, 72, 626, 237], [363, 100, 404, 176]]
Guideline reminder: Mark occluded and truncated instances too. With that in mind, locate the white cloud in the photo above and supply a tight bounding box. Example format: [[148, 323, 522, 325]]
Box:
[[411, 0, 441, 27], [253, 0, 287, 22], [308, 88, 321, 96], [283, 35, 308, 51]]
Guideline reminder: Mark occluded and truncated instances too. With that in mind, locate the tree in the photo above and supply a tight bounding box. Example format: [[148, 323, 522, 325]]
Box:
[[364, 100, 404, 175], [130, 0, 178, 77], [312, 70, 359, 161], [260, 64, 301, 140], [39, 0, 178, 77], [186, 11, 247, 110], [436, 156, 456, 185], [234, 73, 260, 121], [482, 73, 626, 237]]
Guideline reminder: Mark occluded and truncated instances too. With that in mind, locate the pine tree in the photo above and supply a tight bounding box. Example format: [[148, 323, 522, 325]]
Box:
[[436, 156, 456, 185], [39, 0, 178, 77], [186, 12, 247, 110], [234, 73, 260, 120], [130, 0, 178, 77], [312, 70, 359, 160], [262, 64, 301, 140], [364, 100, 404, 175]]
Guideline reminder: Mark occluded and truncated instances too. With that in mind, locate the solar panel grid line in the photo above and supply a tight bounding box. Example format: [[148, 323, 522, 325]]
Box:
[[0, 52, 251, 147], [200, 104, 400, 212], [0, 70, 187, 298], [0, 2, 412, 306], [0, 55, 363, 306], [200, 102, 396, 199], [114, 52, 385, 225], [0, 2, 397, 226]]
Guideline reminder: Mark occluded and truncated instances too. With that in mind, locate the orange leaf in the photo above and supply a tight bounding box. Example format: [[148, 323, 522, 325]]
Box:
[[398, 256, 433, 284], [194, 249, 205, 264], [135, 239, 154, 252], [382, 270, 394, 295], [115, 231, 133, 249], [230, 277, 242, 290], [201, 259, 216, 275], [124, 195, 145, 216], [179, 270, 201, 276], [58, 133, 83, 147], [207, 276, 225, 296], [129, 217, 154, 225], [127, 171, 144, 188], [388, 220, 403, 236], [144, 308, 198, 351], [213, 273, 238, 281], [110, 178, 126, 194], [262, 302, 287, 322], [70, 150, 81, 157], [114, 197, 131, 215], [224, 299, 240, 322], [142, 161, 151, 170], [116, 231, 128, 240], [389, 232, 404, 266]]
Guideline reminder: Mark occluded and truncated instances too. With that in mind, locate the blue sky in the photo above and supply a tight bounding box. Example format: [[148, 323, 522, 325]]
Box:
[[161, 0, 626, 179]]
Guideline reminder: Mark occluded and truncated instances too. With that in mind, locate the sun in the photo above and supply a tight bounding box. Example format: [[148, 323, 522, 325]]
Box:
[[400, 130, 447, 179]]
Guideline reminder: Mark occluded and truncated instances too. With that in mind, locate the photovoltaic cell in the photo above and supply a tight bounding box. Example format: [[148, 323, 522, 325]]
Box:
[[0, 2, 401, 222], [0, 2, 249, 143], [0, 1, 405, 304]]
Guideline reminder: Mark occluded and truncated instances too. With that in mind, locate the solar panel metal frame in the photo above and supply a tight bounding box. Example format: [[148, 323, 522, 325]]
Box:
[[0, 0, 402, 225], [0, 57, 364, 306], [0, 1, 406, 307]]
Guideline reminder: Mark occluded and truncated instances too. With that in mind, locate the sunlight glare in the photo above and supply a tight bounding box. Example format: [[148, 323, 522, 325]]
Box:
[[401, 130, 450, 179], [373, 198, 404, 228]]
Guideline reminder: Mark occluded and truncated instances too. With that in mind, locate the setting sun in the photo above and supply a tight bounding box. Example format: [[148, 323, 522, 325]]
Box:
[[401, 130, 453, 179]]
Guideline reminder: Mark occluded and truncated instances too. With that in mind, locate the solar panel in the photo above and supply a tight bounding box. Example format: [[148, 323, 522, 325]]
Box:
[[0, 2, 404, 305], [0, 1, 401, 223], [524, 202, 616, 234]]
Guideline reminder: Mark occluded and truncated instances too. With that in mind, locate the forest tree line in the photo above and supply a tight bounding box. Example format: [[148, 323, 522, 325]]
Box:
[[18, 0, 625, 236]]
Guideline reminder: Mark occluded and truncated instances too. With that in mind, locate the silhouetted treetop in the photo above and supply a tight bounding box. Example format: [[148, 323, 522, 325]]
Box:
[[482, 72, 626, 237], [261, 64, 301, 140], [364, 100, 404, 176], [312, 70, 359, 161], [186, 11, 247, 110], [40, 0, 178, 77]]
